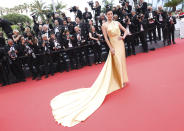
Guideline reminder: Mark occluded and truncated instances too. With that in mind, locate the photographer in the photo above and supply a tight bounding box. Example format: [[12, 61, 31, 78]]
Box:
[[167, 12, 176, 45], [131, 11, 139, 45], [41, 34, 54, 78], [0, 32, 6, 47], [23, 27, 35, 41], [75, 17, 88, 41], [137, 14, 149, 53], [91, 1, 101, 26], [61, 20, 69, 34], [124, 16, 136, 56], [49, 33, 64, 72], [89, 26, 102, 64], [124, 2, 132, 14], [17, 23, 25, 34], [73, 26, 87, 47], [116, 5, 122, 17], [114, 14, 120, 22], [37, 25, 43, 41], [156, 6, 168, 46], [46, 19, 54, 31], [99, 13, 106, 26], [76, 7, 83, 20], [62, 30, 75, 48], [54, 13, 63, 25], [12, 30, 22, 45], [136, 0, 147, 15], [112, 7, 118, 16], [70, 6, 83, 20], [67, 17, 76, 35], [32, 14, 44, 36], [119, 9, 128, 26], [5, 39, 26, 82], [20, 37, 41, 80], [145, 6, 157, 44], [0, 18, 13, 38], [0, 47, 10, 86], [83, 7, 92, 23], [42, 24, 51, 39], [53, 19, 63, 44]]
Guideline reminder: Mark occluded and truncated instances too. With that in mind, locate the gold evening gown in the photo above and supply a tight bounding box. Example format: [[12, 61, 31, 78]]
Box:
[[50, 21, 128, 127]]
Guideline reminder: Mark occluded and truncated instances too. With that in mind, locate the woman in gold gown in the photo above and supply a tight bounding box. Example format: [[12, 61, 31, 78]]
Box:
[[50, 9, 128, 127]]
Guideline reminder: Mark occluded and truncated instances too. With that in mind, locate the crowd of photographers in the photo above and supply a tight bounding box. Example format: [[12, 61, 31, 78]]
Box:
[[0, 0, 182, 86]]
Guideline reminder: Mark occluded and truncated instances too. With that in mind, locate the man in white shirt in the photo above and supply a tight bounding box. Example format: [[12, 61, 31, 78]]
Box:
[[145, 6, 157, 44], [156, 6, 168, 46]]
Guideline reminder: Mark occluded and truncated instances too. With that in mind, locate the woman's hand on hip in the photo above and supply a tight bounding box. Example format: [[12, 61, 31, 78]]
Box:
[[118, 36, 126, 40], [110, 48, 115, 55]]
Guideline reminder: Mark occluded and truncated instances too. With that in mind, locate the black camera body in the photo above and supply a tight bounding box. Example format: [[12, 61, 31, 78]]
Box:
[[31, 13, 37, 20], [125, 18, 129, 23], [106, 4, 113, 10], [119, 0, 126, 6], [43, 41, 51, 55], [24, 43, 36, 59], [70, 6, 77, 12], [9, 46, 17, 61], [88, 1, 94, 8]]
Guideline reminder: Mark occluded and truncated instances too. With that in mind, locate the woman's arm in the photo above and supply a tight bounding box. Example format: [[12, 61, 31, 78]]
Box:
[[118, 22, 127, 39], [101, 23, 115, 55]]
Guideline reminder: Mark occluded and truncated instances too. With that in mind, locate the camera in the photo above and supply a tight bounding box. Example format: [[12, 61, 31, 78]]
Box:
[[43, 41, 51, 55], [138, 16, 141, 19], [70, 6, 77, 12], [119, 0, 126, 6], [9, 47, 17, 60], [88, 1, 94, 8], [54, 41, 62, 50], [137, 14, 144, 21], [125, 18, 129, 23], [31, 13, 37, 20], [106, 4, 113, 10], [25, 43, 36, 59]]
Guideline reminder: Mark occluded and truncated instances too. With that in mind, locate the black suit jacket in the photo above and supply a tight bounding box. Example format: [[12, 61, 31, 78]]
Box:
[[156, 10, 168, 25], [125, 5, 132, 14], [0, 37, 6, 47], [54, 17, 63, 25], [76, 10, 83, 20], [124, 22, 136, 34], [145, 11, 157, 24], [131, 15, 139, 31], [4, 44, 19, 58], [137, 2, 147, 14], [83, 11, 92, 20], [0, 19, 13, 37], [137, 19, 148, 32], [93, 6, 101, 17], [167, 16, 176, 31]]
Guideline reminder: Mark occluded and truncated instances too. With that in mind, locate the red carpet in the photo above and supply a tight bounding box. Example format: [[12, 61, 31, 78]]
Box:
[[0, 39, 184, 131]]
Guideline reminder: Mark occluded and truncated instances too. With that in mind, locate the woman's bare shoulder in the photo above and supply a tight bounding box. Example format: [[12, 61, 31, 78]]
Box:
[[114, 20, 120, 25], [102, 22, 108, 28]]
